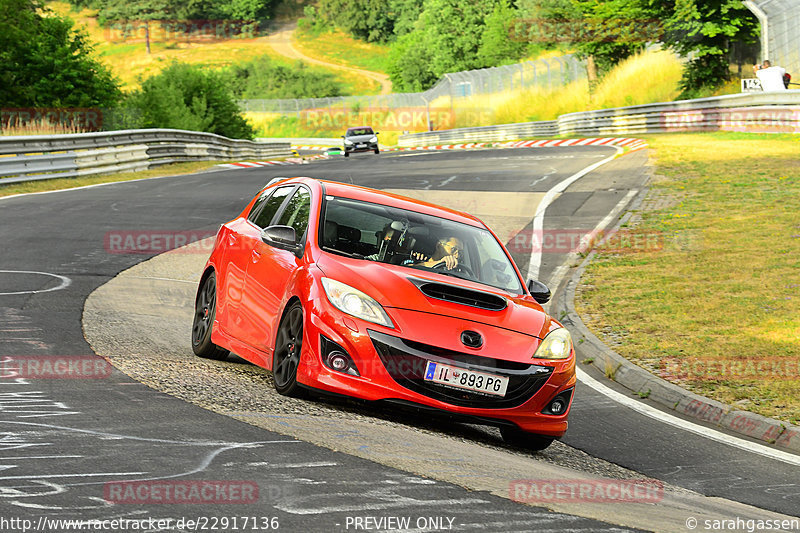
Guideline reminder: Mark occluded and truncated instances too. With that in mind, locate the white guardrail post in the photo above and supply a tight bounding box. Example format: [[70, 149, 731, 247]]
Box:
[[398, 91, 800, 146], [0, 128, 291, 185]]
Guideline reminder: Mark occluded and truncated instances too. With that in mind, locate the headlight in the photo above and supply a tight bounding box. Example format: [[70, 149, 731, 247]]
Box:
[[533, 328, 572, 360], [321, 278, 393, 328], [370, 136, 378, 143], [344, 139, 353, 145]]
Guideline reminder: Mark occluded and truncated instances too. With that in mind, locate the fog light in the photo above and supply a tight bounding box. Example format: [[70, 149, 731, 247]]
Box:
[[542, 388, 573, 416], [320, 335, 360, 376], [549, 398, 566, 415], [328, 352, 349, 371]]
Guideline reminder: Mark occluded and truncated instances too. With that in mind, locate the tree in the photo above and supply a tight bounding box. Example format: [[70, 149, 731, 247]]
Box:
[[100, 0, 179, 54], [0, 0, 120, 107], [477, 0, 528, 67], [128, 63, 255, 139], [387, 32, 438, 91], [318, 0, 395, 42], [645, 0, 759, 96]]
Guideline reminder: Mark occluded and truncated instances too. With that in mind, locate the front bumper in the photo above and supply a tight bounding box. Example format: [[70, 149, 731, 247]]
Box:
[[344, 142, 379, 153], [297, 299, 575, 437]]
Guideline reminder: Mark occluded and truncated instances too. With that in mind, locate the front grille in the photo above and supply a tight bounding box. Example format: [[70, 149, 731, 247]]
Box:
[[409, 278, 507, 311], [369, 330, 552, 409]]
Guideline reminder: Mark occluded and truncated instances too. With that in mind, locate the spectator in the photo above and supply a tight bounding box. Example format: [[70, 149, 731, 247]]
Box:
[[754, 60, 787, 91]]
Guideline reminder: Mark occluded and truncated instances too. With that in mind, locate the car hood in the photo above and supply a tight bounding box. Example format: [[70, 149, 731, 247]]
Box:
[[345, 134, 376, 142], [316, 254, 552, 339]]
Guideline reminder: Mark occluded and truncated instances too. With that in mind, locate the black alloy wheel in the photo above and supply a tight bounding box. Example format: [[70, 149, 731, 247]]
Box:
[[192, 272, 229, 360], [272, 301, 306, 397]]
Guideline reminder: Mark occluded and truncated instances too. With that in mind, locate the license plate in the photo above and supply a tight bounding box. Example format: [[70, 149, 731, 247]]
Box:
[[357, 143, 366, 147], [424, 361, 509, 397]]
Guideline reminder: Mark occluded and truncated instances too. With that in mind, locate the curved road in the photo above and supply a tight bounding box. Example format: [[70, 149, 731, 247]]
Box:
[[1, 148, 798, 531]]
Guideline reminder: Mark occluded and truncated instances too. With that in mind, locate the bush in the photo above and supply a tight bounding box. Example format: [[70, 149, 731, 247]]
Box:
[[229, 56, 344, 99], [127, 63, 255, 139]]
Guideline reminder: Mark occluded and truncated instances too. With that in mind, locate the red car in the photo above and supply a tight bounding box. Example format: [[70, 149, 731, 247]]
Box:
[[192, 177, 576, 450]]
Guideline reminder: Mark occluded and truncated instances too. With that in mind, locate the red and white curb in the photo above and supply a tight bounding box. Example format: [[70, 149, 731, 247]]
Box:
[[216, 155, 327, 169], [219, 138, 647, 169], [499, 137, 648, 151]]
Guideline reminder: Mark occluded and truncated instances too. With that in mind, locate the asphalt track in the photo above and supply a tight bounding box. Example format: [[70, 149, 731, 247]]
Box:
[[1, 147, 798, 531]]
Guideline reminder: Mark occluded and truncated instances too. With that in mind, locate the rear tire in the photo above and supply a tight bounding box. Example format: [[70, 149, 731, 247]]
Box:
[[192, 272, 229, 360], [344, 151, 350, 157], [500, 426, 555, 451], [272, 302, 306, 398], [374, 149, 380, 154]]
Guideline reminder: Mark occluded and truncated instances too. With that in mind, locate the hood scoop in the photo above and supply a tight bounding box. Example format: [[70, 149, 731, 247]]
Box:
[[408, 277, 507, 311]]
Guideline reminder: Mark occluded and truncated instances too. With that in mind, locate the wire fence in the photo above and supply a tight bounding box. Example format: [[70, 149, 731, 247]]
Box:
[[745, 0, 800, 78], [238, 55, 585, 130]]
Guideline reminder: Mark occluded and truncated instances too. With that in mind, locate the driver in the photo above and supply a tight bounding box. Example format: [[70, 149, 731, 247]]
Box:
[[412, 236, 463, 270]]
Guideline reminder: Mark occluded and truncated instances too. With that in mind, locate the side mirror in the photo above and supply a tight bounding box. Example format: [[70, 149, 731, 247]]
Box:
[[375, 132, 380, 135], [261, 225, 299, 254], [527, 279, 551, 304], [340, 135, 345, 138]]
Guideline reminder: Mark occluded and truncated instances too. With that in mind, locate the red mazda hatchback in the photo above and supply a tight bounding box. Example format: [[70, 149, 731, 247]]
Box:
[[192, 177, 575, 450]]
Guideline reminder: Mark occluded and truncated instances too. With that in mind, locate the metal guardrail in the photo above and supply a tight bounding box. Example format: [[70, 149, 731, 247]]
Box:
[[399, 91, 800, 146], [0, 129, 290, 185]]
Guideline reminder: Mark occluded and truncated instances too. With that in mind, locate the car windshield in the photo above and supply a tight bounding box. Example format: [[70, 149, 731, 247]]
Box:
[[320, 196, 523, 294], [346, 128, 373, 136]]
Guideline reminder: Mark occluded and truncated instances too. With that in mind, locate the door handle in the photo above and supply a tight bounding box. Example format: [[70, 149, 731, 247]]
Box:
[[228, 234, 237, 245], [251, 249, 261, 262]]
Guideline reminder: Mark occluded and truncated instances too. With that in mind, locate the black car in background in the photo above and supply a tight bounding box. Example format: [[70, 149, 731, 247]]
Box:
[[342, 126, 380, 156]]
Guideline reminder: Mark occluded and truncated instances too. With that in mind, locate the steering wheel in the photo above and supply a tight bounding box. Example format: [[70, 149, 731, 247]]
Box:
[[431, 260, 475, 278]]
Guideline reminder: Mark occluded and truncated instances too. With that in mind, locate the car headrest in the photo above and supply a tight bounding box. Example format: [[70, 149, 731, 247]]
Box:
[[337, 225, 361, 242], [323, 220, 339, 244]]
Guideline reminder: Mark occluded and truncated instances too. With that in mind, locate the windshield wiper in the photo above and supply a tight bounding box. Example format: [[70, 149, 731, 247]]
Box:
[[322, 246, 364, 259]]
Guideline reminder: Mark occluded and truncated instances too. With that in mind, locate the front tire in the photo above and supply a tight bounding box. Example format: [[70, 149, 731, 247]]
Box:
[[374, 149, 380, 154], [344, 151, 350, 157], [272, 302, 306, 397], [500, 426, 555, 451], [192, 272, 229, 360]]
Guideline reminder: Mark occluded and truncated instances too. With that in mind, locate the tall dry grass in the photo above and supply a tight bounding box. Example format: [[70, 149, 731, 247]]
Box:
[[1, 120, 90, 136], [454, 50, 683, 128]]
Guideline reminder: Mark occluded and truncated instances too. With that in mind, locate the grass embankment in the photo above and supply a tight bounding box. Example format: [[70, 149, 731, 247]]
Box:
[[294, 27, 390, 75], [48, 2, 368, 94], [0, 161, 232, 197], [449, 49, 684, 127], [576, 133, 800, 424], [252, 49, 687, 137]]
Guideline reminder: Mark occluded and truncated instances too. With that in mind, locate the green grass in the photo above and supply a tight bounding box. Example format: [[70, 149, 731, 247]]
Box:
[[47, 2, 367, 93], [294, 27, 390, 75], [575, 132, 800, 424]]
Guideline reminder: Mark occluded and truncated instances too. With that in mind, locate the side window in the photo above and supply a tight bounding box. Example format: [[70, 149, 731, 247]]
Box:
[[250, 186, 294, 228], [277, 188, 312, 240]]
